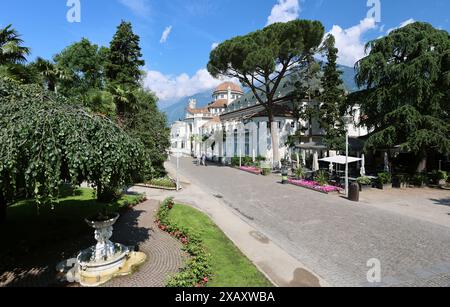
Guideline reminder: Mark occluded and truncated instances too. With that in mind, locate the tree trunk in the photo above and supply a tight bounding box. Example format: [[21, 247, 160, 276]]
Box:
[[268, 111, 280, 168], [416, 155, 427, 173], [0, 193, 6, 224]]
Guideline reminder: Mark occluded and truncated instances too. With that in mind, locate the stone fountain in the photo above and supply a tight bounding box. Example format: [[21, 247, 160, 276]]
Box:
[[57, 212, 146, 287]]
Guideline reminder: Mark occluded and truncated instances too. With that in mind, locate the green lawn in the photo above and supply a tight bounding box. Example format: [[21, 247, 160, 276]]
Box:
[[167, 204, 273, 287], [0, 187, 144, 270]]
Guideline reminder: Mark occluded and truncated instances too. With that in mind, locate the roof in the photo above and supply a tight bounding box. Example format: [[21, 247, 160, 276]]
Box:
[[297, 142, 327, 150], [208, 99, 228, 109], [214, 82, 243, 94], [250, 104, 293, 118], [186, 107, 209, 115]]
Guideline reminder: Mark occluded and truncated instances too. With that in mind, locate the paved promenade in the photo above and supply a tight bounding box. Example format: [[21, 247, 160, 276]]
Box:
[[157, 157, 450, 287]]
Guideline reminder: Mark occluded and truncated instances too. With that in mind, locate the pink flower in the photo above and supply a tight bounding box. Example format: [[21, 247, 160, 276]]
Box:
[[203, 277, 209, 283]]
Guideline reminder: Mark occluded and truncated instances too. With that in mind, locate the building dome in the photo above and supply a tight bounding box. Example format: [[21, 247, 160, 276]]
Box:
[[214, 82, 243, 94]]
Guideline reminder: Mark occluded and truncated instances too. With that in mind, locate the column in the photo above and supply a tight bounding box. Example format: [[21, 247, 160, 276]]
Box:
[[258, 121, 268, 158]]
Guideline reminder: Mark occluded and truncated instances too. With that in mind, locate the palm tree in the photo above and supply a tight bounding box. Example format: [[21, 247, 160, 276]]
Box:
[[32, 57, 72, 93], [0, 25, 30, 65]]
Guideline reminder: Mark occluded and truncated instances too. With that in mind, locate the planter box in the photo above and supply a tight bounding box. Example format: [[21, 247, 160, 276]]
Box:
[[288, 179, 342, 194], [239, 166, 262, 175], [136, 184, 178, 191]]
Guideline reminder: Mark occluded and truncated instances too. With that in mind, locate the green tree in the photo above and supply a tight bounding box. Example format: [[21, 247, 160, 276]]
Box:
[[31, 57, 73, 93], [124, 89, 170, 178], [54, 38, 108, 96], [0, 63, 39, 84], [106, 21, 145, 118], [318, 34, 346, 151], [208, 20, 324, 165], [0, 80, 150, 222], [348, 22, 450, 172], [0, 25, 30, 65]]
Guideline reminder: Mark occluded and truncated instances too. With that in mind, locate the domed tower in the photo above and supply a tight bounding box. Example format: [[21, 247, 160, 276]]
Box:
[[213, 82, 244, 105]]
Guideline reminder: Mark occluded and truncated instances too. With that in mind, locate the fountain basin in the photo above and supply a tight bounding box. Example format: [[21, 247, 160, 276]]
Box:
[[56, 212, 147, 287]]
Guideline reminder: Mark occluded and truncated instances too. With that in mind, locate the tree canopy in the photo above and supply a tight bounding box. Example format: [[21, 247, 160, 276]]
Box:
[[54, 38, 108, 96], [106, 21, 144, 89], [318, 34, 346, 151], [124, 89, 170, 177], [0, 80, 150, 221], [348, 22, 450, 170], [208, 20, 325, 164], [0, 24, 30, 65]]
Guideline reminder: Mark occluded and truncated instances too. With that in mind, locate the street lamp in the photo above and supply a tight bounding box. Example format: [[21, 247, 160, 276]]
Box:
[[343, 115, 353, 197]]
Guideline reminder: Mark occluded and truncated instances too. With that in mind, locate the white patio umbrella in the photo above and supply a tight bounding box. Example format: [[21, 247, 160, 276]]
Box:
[[302, 150, 306, 167], [319, 155, 362, 164], [296, 152, 300, 169], [313, 152, 319, 172], [360, 154, 366, 177]]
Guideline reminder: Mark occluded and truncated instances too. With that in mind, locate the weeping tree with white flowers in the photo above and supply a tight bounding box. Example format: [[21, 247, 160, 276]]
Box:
[[0, 80, 151, 223]]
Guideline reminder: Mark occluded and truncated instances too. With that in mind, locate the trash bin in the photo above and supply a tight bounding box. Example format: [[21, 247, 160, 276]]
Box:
[[348, 183, 360, 202]]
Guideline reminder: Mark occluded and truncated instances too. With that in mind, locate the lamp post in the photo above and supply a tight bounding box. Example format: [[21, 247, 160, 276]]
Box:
[[343, 115, 353, 197]]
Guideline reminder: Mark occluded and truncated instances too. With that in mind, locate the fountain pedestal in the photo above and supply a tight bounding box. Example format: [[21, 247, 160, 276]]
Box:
[[57, 212, 146, 287]]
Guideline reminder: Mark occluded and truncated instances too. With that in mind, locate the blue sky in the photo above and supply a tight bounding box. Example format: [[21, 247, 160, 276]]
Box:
[[1, 0, 449, 105]]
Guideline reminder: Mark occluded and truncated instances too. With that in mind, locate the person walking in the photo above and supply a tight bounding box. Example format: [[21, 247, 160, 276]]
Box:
[[202, 154, 207, 167]]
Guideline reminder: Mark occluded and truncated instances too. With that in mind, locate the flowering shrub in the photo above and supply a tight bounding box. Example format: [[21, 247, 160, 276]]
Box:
[[239, 166, 262, 175], [288, 179, 342, 194], [156, 198, 212, 287]]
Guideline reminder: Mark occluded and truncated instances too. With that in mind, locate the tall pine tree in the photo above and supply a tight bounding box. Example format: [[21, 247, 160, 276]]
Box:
[[106, 21, 145, 119], [319, 34, 346, 151]]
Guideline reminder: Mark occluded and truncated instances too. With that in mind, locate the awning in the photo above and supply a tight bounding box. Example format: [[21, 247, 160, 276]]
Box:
[[296, 142, 327, 150], [319, 155, 362, 165]]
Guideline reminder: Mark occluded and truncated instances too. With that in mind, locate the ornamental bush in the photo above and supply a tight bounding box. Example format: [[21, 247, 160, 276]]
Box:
[[0, 80, 151, 220]]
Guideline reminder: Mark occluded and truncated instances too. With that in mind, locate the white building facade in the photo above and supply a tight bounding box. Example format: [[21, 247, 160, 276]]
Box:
[[170, 81, 369, 166]]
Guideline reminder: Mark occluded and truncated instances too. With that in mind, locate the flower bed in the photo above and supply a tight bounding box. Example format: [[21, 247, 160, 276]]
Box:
[[156, 198, 212, 287], [239, 166, 262, 175], [288, 179, 342, 194], [140, 177, 178, 190]]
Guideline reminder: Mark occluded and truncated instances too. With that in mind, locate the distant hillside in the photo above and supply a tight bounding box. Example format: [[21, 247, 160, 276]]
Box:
[[339, 65, 358, 92], [160, 90, 213, 124], [160, 65, 358, 124]]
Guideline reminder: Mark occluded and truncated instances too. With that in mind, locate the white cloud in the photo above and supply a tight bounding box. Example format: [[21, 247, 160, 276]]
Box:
[[143, 68, 236, 103], [328, 17, 377, 67], [118, 0, 150, 17], [211, 42, 219, 50], [160, 26, 173, 44], [386, 18, 415, 34], [267, 0, 300, 25]]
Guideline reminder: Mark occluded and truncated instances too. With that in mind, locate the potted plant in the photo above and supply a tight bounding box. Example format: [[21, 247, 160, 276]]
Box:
[[315, 171, 328, 187], [261, 161, 272, 176], [411, 173, 427, 188], [377, 172, 392, 190], [295, 167, 305, 180], [357, 176, 372, 191], [435, 171, 448, 187]]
